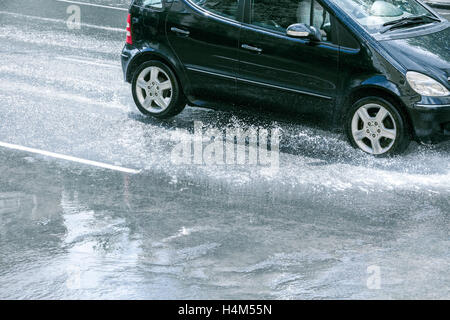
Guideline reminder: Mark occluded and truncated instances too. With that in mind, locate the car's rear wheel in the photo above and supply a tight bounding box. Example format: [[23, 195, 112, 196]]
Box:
[[346, 97, 410, 156], [132, 61, 185, 118]]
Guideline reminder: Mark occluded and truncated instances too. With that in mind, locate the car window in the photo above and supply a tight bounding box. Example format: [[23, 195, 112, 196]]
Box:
[[331, 0, 435, 34], [251, 0, 334, 42], [190, 0, 239, 20], [134, 0, 163, 9]]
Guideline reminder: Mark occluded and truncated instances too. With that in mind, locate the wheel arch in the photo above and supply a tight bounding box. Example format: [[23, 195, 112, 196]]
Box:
[[337, 80, 414, 137], [126, 48, 190, 97]]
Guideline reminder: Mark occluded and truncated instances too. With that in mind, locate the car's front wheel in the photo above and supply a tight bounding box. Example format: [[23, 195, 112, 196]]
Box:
[[132, 61, 186, 119], [346, 97, 410, 156]]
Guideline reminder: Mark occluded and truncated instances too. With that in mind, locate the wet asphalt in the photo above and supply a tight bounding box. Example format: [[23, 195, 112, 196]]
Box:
[[0, 0, 449, 299]]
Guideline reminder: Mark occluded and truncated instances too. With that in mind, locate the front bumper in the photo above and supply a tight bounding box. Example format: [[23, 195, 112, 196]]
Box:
[[408, 97, 450, 143]]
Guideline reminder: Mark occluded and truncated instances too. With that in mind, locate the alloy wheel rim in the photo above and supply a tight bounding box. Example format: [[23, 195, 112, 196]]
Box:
[[136, 66, 173, 114], [351, 103, 397, 155]]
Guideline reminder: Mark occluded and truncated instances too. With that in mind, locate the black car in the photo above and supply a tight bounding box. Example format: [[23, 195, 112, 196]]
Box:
[[121, 0, 450, 156]]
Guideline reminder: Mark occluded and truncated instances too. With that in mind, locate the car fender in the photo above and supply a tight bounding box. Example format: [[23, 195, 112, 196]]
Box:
[[127, 44, 191, 96], [334, 74, 415, 126]]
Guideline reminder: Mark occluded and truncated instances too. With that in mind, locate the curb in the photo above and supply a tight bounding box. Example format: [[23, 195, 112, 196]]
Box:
[[426, 1, 450, 10]]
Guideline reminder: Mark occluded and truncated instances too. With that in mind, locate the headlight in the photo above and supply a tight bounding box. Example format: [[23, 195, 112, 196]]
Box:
[[406, 71, 449, 97]]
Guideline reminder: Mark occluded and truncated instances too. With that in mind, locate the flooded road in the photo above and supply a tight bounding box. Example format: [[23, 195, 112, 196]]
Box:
[[0, 0, 449, 299]]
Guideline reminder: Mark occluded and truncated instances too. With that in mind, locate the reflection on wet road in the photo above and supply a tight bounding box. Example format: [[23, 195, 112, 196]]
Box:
[[1, 150, 449, 299], [0, 0, 449, 299]]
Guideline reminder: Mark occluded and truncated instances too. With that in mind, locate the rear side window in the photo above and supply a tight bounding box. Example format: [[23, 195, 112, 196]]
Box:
[[134, 0, 163, 9], [190, 0, 239, 20]]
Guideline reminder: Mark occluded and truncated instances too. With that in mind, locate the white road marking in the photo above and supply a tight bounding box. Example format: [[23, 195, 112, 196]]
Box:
[[55, 56, 121, 69], [0, 141, 140, 174], [0, 11, 126, 33], [54, 0, 129, 11]]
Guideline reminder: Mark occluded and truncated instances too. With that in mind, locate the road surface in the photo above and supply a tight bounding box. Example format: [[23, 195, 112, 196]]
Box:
[[0, 0, 449, 299]]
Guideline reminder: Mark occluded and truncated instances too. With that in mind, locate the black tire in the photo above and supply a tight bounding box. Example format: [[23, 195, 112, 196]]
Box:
[[131, 60, 186, 119], [345, 96, 410, 156]]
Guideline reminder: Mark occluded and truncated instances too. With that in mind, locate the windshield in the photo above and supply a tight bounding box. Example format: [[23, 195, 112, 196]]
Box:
[[332, 0, 437, 33]]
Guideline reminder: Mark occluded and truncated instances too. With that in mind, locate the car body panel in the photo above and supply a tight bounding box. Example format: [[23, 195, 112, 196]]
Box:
[[379, 26, 450, 89], [165, 0, 242, 107], [236, 14, 338, 122]]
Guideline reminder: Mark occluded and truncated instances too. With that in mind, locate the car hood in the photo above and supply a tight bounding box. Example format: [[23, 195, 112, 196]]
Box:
[[379, 26, 450, 88]]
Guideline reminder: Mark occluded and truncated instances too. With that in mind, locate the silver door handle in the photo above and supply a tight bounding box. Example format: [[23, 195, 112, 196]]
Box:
[[171, 27, 190, 36], [241, 44, 263, 53]]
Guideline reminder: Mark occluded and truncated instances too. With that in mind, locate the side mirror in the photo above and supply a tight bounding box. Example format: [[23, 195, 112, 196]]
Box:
[[286, 23, 322, 42]]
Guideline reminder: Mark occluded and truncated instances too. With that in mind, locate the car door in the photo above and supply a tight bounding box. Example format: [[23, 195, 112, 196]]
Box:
[[238, 0, 339, 121], [166, 0, 243, 107]]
